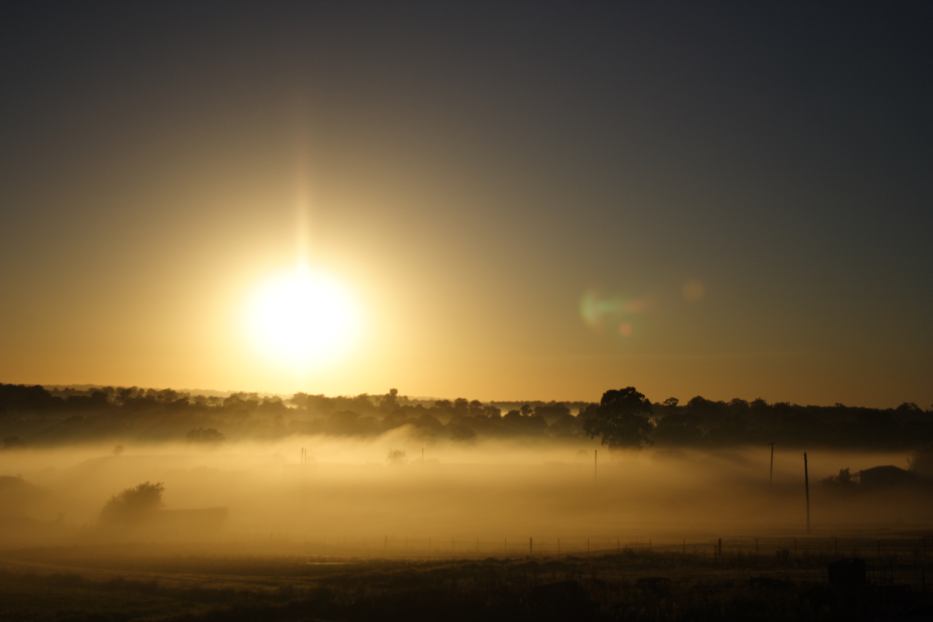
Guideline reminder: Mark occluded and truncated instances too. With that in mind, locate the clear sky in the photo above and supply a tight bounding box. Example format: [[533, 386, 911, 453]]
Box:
[[2, 2, 931, 406]]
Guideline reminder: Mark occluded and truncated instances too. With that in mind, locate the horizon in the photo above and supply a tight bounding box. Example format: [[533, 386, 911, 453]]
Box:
[[10, 380, 931, 411]]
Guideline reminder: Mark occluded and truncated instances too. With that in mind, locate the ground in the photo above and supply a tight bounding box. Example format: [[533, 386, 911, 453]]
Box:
[[0, 537, 930, 621]]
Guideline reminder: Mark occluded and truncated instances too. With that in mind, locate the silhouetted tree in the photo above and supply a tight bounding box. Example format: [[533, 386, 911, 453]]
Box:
[[453, 398, 470, 417], [579, 387, 653, 447], [380, 388, 399, 411]]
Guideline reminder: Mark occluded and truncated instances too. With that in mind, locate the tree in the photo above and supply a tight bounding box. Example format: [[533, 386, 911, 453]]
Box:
[[579, 387, 653, 447], [380, 388, 399, 411], [100, 481, 164, 525]]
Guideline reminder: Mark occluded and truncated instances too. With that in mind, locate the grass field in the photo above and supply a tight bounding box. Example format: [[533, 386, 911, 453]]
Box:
[[0, 536, 930, 621]]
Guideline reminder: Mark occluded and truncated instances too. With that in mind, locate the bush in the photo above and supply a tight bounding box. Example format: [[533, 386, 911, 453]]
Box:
[[100, 481, 164, 525]]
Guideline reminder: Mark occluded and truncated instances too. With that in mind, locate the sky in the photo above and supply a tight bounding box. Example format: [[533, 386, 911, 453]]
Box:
[[1, 1, 931, 407]]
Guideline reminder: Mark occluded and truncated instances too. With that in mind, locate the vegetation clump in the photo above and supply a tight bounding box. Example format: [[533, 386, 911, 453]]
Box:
[[100, 482, 164, 525]]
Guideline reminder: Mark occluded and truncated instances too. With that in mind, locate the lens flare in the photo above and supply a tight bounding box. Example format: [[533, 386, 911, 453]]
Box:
[[682, 279, 706, 302], [579, 290, 649, 337]]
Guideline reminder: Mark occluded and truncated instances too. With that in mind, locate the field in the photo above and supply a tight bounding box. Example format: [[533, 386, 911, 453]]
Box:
[[1, 536, 931, 621], [3, 439, 933, 620]]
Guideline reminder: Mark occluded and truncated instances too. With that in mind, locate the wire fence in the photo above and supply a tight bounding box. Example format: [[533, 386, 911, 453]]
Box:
[[268, 533, 929, 591], [284, 533, 929, 559]]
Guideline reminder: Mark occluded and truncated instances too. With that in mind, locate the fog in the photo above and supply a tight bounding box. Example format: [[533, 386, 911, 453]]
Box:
[[1, 432, 930, 557]]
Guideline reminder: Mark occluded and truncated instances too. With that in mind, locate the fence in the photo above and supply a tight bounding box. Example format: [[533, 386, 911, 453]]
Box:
[[279, 533, 928, 559], [271, 533, 929, 590]]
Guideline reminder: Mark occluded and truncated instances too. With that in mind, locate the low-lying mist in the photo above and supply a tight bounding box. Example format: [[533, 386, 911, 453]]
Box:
[[1, 430, 930, 557]]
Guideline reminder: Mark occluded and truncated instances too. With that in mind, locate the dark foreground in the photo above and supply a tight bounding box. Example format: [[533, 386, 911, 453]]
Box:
[[0, 541, 931, 621]]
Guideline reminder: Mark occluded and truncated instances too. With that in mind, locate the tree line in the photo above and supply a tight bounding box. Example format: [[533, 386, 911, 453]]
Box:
[[0, 383, 930, 449]]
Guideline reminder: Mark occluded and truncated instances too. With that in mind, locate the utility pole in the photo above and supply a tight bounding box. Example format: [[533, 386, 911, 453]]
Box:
[[769, 442, 775, 485], [594, 448, 598, 482], [804, 451, 811, 534]]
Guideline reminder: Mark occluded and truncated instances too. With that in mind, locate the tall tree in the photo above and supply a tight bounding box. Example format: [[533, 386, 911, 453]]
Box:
[[579, 387, 654, 447]]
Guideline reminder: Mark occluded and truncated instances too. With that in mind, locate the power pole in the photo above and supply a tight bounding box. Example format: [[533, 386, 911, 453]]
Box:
[[769, 442, 775, 485], [594, 448, 598, 482], [804, 451, 811, 534]]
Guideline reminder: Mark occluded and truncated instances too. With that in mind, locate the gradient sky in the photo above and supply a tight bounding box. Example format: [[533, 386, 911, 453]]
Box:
[[2, 2, 931, 406]]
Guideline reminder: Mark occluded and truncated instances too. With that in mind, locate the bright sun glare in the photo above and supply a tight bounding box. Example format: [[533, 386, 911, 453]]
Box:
[[246, 265, 361, 370]]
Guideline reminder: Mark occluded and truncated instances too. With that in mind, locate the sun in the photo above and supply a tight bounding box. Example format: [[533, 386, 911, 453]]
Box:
[[245, 264, 361, 370]]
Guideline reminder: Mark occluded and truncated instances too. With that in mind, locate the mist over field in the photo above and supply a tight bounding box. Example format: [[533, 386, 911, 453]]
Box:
[[4, 383, 932, 559], [3, 432, 931, 556]]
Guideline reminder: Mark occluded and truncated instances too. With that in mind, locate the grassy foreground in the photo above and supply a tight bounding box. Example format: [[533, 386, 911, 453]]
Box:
[[0, 542, 930, 621]]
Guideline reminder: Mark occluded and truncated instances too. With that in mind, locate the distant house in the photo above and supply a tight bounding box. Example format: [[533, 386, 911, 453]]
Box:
[[858, 465, 918, 489]]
